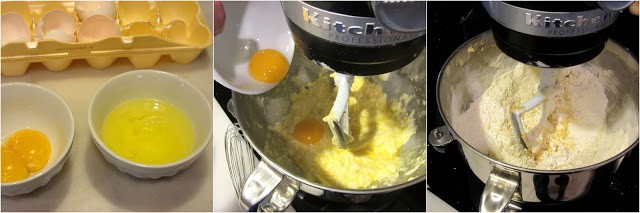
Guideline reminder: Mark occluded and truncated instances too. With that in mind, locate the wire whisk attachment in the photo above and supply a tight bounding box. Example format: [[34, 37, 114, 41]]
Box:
[[225, 123, 259, 198]]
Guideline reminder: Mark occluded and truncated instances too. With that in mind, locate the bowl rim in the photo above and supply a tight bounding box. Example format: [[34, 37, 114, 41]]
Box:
[[435, 30, 640, 174], [88, 69, 213, 170], [1, 82, 75, 186]]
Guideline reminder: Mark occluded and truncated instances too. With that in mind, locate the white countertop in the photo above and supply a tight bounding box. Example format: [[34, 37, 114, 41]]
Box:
[[211, 99, 244, 212], [427, 185, 457, 212], [1, 2, 214, 211]]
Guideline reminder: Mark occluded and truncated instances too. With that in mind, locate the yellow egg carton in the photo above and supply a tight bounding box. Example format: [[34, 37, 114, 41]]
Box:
[[1, 1, 212, 76]]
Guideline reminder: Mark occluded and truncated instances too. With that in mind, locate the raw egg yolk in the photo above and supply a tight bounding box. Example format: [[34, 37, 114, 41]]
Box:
[[1, 146, 29, 183], [249, 49, 289, 83], [5, 129, 51, 173], [293, 118, 324, 145]]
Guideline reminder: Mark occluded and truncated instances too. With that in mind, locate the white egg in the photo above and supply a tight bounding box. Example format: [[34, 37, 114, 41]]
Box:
[[75, 1, 117, 21], [77, 15, 120, 42], [36, 9, 77, 43], [1, 13, 31, 46]]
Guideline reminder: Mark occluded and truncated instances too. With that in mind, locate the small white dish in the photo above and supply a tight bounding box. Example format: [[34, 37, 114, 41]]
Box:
[[88, 70, 213, 179], [1, 83, 75, 196], [213, 1, 294, 95]]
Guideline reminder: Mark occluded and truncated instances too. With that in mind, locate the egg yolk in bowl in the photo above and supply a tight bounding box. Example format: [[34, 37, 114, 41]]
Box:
[[2, 129, 51, 183], [249, 49, 289, 83]]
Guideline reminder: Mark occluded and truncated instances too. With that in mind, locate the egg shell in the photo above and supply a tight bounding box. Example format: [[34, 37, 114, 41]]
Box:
[[75, 1, 116, 20], [2, 1, 213, 76], [1, 13, 31, 46], [36, 9, 77, 43], [43, 30, 75, 43], [77, 15, 120, 42]]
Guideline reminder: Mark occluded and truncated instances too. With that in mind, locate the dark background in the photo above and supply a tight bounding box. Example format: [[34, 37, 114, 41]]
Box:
[[427, 1, 639, 211]]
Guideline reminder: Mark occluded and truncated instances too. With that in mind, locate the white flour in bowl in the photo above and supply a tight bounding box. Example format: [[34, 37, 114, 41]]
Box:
[[451, 54, 638, 170]]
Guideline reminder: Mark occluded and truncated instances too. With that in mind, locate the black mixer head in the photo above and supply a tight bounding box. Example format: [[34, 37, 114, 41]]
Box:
[[281, 1, 426, 76], [483, 1, 633, 68]]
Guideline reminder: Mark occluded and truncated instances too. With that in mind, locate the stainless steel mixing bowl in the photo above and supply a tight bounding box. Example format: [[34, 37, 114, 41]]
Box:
[[430, 31, 639, 212], [231, 48, 426, 211]]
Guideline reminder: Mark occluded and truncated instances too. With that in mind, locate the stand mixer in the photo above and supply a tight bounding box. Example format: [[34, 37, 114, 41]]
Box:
[[427, 1, 638, 211], [482, 1, 634, 151], [281, 1, 426, 148]]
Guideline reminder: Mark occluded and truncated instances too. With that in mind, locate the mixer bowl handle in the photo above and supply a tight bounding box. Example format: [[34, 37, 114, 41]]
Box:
[[480, 166, 521, 212], [240, 161, 283, 211], [240, 160, 299, 212], [259, 176, 300, 212]]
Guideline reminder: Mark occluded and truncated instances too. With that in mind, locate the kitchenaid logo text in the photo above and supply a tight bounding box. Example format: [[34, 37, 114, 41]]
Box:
[[298, 6, 420, 46], [525, 12, 616, 36], [303, 7, 387, 36]]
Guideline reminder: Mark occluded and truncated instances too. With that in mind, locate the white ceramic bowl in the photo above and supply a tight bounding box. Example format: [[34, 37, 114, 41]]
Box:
[[213, 1, 295, 95], [88, 70, 212, 179], [1, 83, 75, 196]]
